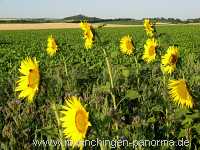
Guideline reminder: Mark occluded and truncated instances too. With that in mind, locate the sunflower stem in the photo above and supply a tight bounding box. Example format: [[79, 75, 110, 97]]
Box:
[[97, 32, 118, 136], [52, 103, 66, 150], [134, 56, 140, 90], [102, 48, 116, 109], [102, 48, 119, 135], [163, 75, 169, 139], [165, 108, 169, 138]]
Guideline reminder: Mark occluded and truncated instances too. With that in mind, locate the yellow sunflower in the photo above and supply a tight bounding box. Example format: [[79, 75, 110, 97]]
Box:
[[47, 35, 58, 56], [83, 29, 94, 41], [120, 35, 134, 55], [60, 96, 91, 148], [80, 21, 91, 31], [144, 19, 155, 37], [15, 57, 40, 103], [161, 46, 179, 74], [85, 38, 93, 49], [168, 79, 193, 108], [142, 38, 158, 63], [80, 21, 94, 49], [83, 29, 94, 49]]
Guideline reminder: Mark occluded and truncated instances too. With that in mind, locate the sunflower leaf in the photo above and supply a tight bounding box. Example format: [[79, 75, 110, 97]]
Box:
[[122, 69, 130, 78], [36, 126, 59, 138], [151, 105, 163, 112], [125, 90, 140, 100], [147, 117, 156, 124], [178, 129, 186, 138], [193, 124, 200, 135], [111, 51, 119, 58], [181, 118, 193, 127], [98, 82, 110, 93]]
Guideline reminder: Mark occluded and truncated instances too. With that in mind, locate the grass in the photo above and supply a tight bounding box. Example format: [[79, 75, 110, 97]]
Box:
[[0, 25, 200, 149]]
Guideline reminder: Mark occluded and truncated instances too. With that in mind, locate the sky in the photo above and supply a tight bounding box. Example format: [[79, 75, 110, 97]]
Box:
[[0, 0, 199, 19]]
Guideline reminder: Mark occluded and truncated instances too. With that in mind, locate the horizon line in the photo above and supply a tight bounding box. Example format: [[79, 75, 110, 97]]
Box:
[[0, 16, 200, 20]]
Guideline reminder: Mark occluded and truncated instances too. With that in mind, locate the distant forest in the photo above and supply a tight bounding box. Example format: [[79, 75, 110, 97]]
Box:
[[0, 15, 200, 24]]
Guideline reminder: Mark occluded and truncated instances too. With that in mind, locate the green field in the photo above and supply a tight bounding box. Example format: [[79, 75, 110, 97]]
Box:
[[0, 25, 200, 149]]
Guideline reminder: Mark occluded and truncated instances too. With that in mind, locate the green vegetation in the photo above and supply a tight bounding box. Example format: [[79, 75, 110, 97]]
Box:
[[0, 25, 200, 149]]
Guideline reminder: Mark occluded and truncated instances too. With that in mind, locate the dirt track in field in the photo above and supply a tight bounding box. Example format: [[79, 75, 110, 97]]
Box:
[[0, 23, 139, 30]]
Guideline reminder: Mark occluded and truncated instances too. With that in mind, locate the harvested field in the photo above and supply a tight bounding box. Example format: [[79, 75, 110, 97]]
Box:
[[0, 23, 137, 30]]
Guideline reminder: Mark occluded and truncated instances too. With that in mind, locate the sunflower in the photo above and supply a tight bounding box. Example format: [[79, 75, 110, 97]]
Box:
[[142, 38, 158, 63], [84, 38, 93, 49], [80, 21, 91, 31], [46, 35, 58, 56], [83, 29, 94, 41], [80, 21, 95, 49], [83, 29, 94, 49], [144, 19, 155, 37], [161, 46, 179, 74], [15, 57, 40, 103], [120, 35, 134, 55], [168, 79, 193, 108], [60, 96, 91, 148]]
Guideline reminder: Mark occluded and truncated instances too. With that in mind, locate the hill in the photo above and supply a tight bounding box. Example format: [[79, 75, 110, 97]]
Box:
[[63, 14, 104, 23]]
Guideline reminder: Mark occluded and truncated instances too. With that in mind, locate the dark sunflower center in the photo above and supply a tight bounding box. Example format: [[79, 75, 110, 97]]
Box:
[[169, 54, 177, 65], [177, 82, 188, 99], [75, 109, 88, 133], [28, 69, 39, 88], [126, 41, 133, 50], [149, 46, 155, 56], [51, 40, 57, 49]]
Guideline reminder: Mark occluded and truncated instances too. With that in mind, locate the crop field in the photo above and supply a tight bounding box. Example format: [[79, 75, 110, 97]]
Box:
[[0, 24, 200, 150], [0, 23, 136, 30]]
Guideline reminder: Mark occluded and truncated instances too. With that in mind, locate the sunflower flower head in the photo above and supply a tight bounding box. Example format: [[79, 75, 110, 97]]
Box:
[[15, 57, 40, 103], [142, 38, 158, 63], [47, 35, 58, 56], [60, 96, 91, 149], [80, 21, 91, 31], [83, 29, 94, 41], [144, 19, 155, 37], [168, 79, 193, 108], [120, 35, 134, 55], [84, 38, 93, 49], [161, 46, 179, 74], [83, 29, 94, 49], [80, 21, 95, 49]]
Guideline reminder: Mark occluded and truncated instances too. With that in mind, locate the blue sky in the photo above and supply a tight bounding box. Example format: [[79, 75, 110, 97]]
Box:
[[0, 0, 199, 19]]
